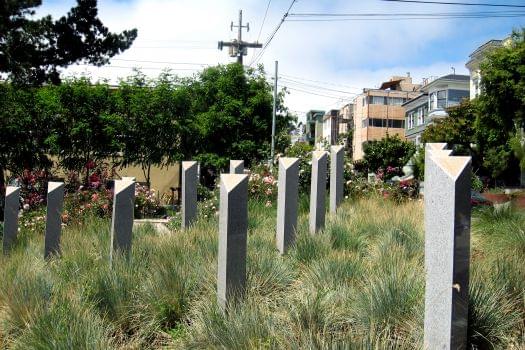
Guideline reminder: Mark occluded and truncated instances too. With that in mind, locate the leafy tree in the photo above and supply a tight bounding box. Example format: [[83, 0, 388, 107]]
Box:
[[474, 28, 525, 181], [0, 83, 53, 187], [44, 78, 120, 181], [115, 71, 191, 186], [188, 63, 294, 172], [421, 100, 476, 155], [362, 134, 416, 174], [0, 0, 137, 86]]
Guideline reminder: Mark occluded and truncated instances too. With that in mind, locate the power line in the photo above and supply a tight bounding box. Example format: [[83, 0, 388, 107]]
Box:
[[289, 10, 525, 16], [280, 77, 360, 95], [287, 11, 525, 21], [381, 0, 525, 7], [280, 84, 353, 100], [111, 59, 210, 66], [279, 73, 363, 90], [76, 64, 201, 71], [286, 14, 525, 21], [249, 0, 297, 66], [257, 0, 272, 42]]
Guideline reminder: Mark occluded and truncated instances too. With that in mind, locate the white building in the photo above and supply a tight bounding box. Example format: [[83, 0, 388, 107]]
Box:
[[465, 39, 504, 99]]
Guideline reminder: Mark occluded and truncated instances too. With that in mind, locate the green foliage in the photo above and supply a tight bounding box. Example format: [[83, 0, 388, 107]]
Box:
[[115, 71, 190, 184], [0, 63, 294, 188], [475, 29, 525, 181], [284, 141, 314, 191], [45, 78, 120, 178], [421, 99, 477, 156], [0, 0, 137, 86], [189, 64, 294, 171], [0, 197, 522, 348], [362, 134, 416, 174], [509, 130, 525, 171]]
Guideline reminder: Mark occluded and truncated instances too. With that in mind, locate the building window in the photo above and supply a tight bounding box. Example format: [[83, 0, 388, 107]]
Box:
[[366, 118, 404, 129], [448, 89, 469, 106], [388, 97, 405, 106], [407, 112, 414, 129], [369, 96, 385, 105], [430, 90, 447, 110], [437, 90, 447, 108], [417, 107, 424, 126], [362, 97, 366, 106]]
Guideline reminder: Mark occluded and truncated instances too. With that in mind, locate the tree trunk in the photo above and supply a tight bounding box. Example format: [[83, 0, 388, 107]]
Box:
[[146, 164, 151, 188], [0, 164, 5, 189]]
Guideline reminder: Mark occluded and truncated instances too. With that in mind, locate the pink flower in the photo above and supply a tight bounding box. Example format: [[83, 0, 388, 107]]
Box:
[[91, 193, 99, 201]]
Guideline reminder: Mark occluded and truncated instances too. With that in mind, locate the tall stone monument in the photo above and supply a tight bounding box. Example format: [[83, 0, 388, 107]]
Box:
[[44, 182, 65, 259], [217, 174, 248, 309], [424, 143, 471, 350], [309, 151, 328, 234], [2, 186, 20, 254], [229, 160, 244, 174], [110, 179, 136, 263], [276, 157, 300, 254], [330, 145, 344, 213], [182, 161, 198, 229]]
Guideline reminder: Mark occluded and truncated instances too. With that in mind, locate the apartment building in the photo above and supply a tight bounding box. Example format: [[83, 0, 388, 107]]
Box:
[[305, 110, 325, 146], [339, 102, 354, 135], [322, 109, 340, 146], [404, 74, 470, 145], [352, 75, 421, 160], [465, 39, 503, 99]]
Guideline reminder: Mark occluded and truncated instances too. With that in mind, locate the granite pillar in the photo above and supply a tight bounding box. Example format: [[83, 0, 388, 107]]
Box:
[[276, 157, 300, 254], [110, 179, 136, 263], [2, 186, 20, 254], [424, 143, 471, 350], [182, 161, 198, 229], [330, 145, 345, 213], [217, 174, 248, 309], [229, 160, 244, 174], [44, 182, 65, 259], [309, 151, 328, 234]]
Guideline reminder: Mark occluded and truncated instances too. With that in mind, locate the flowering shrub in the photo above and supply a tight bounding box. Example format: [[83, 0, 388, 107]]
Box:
[[62, 188, 113, 224], [18, 206, 47, 236], [346, 176, 419, 203], [18, 169, 48, 210], [248, 164, 277, 206], [135, 184, 163, 219], [284, 142, 313, 191]]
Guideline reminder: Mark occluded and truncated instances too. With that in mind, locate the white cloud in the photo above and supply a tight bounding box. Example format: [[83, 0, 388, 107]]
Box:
[[35, 0, 507, 118]]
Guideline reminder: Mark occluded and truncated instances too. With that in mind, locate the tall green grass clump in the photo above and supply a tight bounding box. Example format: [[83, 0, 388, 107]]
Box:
[[0, 196, 522, 348]]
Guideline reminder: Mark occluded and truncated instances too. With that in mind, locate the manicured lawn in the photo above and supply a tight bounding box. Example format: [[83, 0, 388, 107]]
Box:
[[0, 197, 523, 348]]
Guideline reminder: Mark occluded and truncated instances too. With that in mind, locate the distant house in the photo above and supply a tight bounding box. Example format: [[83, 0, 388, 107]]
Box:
[[465, 36, 514, 99], [305, 110, 325, 146], [322, 109, 340, 146], [404, 74, 469, 145], [351, 74, 421, 160]]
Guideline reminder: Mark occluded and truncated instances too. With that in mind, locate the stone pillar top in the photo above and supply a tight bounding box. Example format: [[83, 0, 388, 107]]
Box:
[[47, 181, 63, 192], [182, 161, 198, 170], [330, 145, 344, 153], [279, 157, 299, 169], [429, 154, 471, 180], [312, 150, 328, 159], [5, 186, 19, 196], [425, 142, 447, 151], [221, 173, 248, 191]]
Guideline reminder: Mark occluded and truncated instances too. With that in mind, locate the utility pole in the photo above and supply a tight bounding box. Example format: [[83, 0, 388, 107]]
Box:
[[271, 60, 278, 168], [218, 10, 262, 65]]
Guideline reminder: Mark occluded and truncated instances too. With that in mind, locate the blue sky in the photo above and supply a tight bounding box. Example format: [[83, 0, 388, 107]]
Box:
[[37, 0, 524, 115]]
